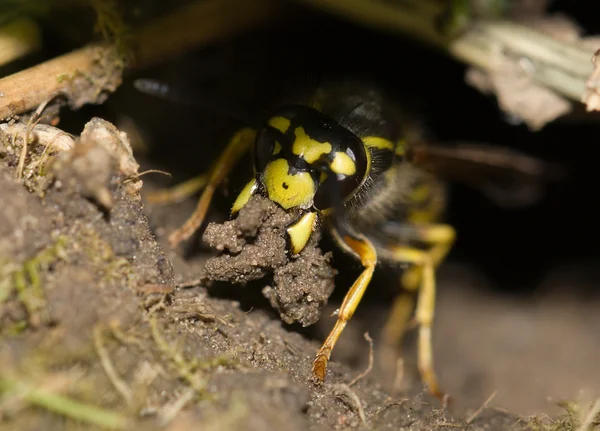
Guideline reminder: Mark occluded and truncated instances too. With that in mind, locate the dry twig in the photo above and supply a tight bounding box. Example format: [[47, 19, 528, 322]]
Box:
[[582, 49, 600, 112], [0, 0, 281, 125], [293, 0, 600, 129], [0, 43, 122, 121]]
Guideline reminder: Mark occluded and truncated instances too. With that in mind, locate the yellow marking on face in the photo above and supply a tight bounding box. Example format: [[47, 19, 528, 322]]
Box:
[[287, 211, 317, 255], [273, 141, 282, 155], [268, 116, 291, 134], [231, 178, 257, 215], [395, 139, 407, 157], [330, 152, 356, 176], [362, 136, 394, 150], [263, 159, 315, 209], [319, 172, 328, 184], [292, 127, 332, 163]]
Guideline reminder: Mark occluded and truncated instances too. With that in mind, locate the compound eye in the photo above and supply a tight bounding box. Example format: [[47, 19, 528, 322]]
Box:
[[313, 169, 361, 211], [313, 142, 367, 211], [255, 126, 283, 172], [312, 172, 338, 210]]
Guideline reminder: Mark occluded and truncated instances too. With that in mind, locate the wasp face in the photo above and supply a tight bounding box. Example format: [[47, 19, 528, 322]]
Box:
[[250, 105, 368, 213]]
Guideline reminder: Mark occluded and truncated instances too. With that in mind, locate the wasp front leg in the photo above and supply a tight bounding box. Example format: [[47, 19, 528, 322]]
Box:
[[380, 223, 455, 399], [312, 226, 378, 383], [167, 127, 257, 248]]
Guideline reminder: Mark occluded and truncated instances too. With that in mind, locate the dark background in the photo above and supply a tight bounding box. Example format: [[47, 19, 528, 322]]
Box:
[[5, 0, 599, 299], [132, 0, 600, 298]]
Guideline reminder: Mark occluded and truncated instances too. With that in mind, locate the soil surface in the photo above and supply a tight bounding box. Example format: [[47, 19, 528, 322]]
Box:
[[1, 117, 599, 431]]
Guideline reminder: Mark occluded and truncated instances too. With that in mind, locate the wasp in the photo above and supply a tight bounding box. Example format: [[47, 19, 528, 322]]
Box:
[[139, 79, 559, 398]]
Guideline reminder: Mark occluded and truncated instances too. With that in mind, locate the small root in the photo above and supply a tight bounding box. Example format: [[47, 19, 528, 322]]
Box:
[[149, 316, 207, 393], [466, 390, 497, 424], [349, 332, 374, 387], [169, 296, 233, 327], [176, 277, 207, 288], [93, 324, 133, 407], [121, 169, 171, 186], [157, 388, 196, 427], [107, 320, 144, 349], [136, 283, 176, 295], [334, 383, 368, 426]]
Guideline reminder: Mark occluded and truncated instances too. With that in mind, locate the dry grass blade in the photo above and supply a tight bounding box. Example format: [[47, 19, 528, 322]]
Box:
[[466, 390, 498, 424], [0, 375, 128, 429], [576, 398, 600, 431], [16, 94, 63, 179]]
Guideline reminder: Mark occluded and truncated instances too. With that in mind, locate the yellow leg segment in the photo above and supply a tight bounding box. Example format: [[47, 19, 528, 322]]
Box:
[[381, 292, 415, 355], [312, 230, 377, 383], [168, 128, 257, 248], [381, 223, 455, 399], [389, 246, 440, 397], [145, 173, 209, 205], [401, 224, 456, 291]]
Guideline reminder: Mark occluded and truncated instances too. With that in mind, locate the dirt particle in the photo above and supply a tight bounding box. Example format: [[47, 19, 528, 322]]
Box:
[[203, 195, 336, 326]]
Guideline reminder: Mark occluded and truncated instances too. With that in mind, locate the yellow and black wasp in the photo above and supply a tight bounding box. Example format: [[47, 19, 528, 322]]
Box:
[[138, 79, 559, 398]]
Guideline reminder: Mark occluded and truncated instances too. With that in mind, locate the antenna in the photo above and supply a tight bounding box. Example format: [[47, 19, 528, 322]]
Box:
[[133, 78, 260, 127]]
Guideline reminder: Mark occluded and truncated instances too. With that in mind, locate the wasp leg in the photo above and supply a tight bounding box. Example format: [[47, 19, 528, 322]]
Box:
[[401, 224, 455, 291], [312, 228, 378, 383], [168, 127, 257, 248], [145, 173, 209, 205], [381, 224, 455, 399], [380, 290, 415, 388], [387, 246, 441, 397]]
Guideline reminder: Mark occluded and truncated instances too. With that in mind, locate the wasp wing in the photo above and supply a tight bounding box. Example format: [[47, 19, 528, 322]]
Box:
[[409, 142, 565, 208]]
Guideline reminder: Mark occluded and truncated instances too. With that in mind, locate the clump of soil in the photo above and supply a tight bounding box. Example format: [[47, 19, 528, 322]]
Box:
[[202, 194, 337, 327]]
